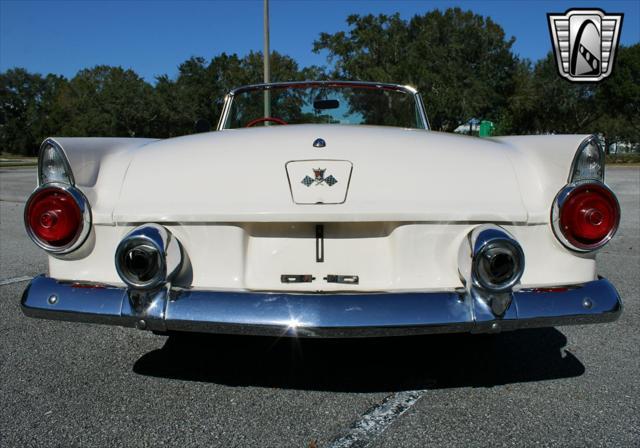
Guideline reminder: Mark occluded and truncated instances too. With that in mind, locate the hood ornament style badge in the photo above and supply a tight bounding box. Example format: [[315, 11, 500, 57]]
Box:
[[302, 168, 337, 187], [312, 138, 326, 148]]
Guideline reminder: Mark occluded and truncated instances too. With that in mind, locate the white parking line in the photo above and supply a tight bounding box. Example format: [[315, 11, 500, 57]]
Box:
[[327, 390, 426, 448], [0, 276, 32, 286], [0, 198, 27, 203]]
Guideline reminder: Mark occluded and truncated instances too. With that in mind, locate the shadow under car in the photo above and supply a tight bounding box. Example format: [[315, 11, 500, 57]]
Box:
[[133, 328, 584, 392]]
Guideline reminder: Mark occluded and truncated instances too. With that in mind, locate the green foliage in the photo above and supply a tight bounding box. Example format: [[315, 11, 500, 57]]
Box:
[[495, 44, 639, 152], [0, 69, 67, 155], [504, 52, 602, 134], [0, 51, 310, 153], [313, 9, 518, 131], [0, 7, 637, 155], [58, 66, 155, 137], [595, 45, 640, 150]]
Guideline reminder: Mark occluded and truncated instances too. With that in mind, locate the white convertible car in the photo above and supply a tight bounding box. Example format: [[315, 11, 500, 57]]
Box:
[[21, 81, 622, 337]]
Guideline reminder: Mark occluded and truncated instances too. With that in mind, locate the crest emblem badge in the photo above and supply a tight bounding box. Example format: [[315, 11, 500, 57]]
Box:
[[302, 168, 338, 187], [548, 9, 623, 82]]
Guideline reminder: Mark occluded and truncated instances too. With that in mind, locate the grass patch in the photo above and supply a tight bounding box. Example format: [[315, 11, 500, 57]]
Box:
[[0, 153, 36, 160], [607, 153, 640, 164], [0, 154, 37, 168], [0, 162, 37, 169]]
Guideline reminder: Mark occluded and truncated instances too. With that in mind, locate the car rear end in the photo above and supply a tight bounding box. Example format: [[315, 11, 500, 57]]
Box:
[[20, 130, 622, 337]]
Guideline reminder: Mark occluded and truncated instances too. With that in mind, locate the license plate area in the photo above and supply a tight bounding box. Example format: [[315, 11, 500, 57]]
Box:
[[280, 274, 359, 285], [244, 222, 392, 291]]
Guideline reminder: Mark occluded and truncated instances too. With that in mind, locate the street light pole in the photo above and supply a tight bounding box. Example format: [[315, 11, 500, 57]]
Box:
[[263, 0, 271, 119]]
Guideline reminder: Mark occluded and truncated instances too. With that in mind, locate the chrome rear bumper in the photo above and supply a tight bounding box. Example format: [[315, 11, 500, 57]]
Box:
[[21, 275, 622, 338]]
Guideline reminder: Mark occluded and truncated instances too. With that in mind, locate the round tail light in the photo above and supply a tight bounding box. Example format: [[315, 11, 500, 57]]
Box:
[[552, 182, 620, 252], [24, 185, 90, 253]]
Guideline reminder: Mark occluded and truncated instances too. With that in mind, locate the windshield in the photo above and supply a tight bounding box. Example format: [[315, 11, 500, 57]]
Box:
[[222, 83, 426, 129]]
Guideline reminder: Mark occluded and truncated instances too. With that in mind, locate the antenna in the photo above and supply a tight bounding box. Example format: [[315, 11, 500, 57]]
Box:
[[263, 0, 271, 119]]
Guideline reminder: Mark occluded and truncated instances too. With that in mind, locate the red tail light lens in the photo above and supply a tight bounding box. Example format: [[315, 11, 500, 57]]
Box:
[[25, 186, 89, 252], [555, 182, 620, 251]]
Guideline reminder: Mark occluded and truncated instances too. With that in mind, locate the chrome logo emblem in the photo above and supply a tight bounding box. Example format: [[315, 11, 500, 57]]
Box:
[[301, 168, 338, 187], [548, 9, 623, 82]]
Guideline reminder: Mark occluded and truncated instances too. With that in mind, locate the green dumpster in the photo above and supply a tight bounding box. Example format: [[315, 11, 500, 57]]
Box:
[[479, 120, 495, 137]]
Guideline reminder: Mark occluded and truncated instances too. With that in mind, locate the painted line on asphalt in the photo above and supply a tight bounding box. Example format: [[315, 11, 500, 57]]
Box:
[[0, 276, 32, 286], [0, 197, 27, 203], [326, 390, 426, 448]]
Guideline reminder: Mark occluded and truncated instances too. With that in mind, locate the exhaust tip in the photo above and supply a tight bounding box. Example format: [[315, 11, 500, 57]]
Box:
[[115, 224, 182, 290], [459, 224, 525, 293], [473, 238, 524, 292]]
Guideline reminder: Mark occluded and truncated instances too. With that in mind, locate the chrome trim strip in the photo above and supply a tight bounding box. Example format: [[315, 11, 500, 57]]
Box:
[[217, 80, 429, 131], [216, 93, 233, 132], [21, 276, 622, 338], [228, 80, 421, 96], [414, 92, 430, 130], [23, 183, 92, 255]]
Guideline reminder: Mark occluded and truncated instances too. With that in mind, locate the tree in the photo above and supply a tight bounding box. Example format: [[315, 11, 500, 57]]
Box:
[[499, 44, 639, 149], [2, 24, 634, 156], [533, 53, 601, 133], [52, 66, 155, 137], [595, 44, 640, 151], [0, 69, 68, 155], [154, 51, 321, 135], [313, 8, 518, 131]]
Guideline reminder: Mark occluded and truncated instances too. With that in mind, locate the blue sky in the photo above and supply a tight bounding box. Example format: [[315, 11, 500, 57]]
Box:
[[1, 0, 638, 82]]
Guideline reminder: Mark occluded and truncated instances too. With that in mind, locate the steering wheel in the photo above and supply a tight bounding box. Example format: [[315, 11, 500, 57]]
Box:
[[245, 116, 288, 127]]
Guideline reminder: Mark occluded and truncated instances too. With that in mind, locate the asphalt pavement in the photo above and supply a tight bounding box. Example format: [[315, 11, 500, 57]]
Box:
[[1, 167, 638, 447]]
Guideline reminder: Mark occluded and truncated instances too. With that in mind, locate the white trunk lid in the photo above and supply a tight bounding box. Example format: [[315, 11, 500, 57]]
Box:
[[114, 125, 528, 223]]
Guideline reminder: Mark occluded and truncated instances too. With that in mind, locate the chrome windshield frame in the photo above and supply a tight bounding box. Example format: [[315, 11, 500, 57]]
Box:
[[216, 80, 430, 131]]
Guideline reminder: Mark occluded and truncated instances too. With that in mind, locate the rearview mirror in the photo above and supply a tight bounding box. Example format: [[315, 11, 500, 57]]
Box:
[[313, 99, 340, 110]]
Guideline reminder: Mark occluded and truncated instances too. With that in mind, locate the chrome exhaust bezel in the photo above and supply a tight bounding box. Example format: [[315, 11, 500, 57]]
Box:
[[459, 224, 525, 293], [115, 224, 183, 290]]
